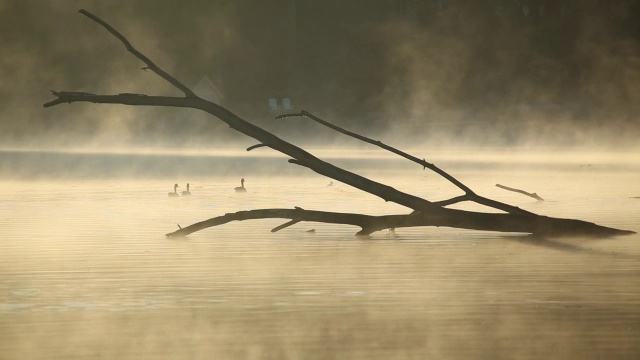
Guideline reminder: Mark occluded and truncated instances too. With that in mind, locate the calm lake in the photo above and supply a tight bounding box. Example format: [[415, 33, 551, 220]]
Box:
[[1, 148, 639, 359]]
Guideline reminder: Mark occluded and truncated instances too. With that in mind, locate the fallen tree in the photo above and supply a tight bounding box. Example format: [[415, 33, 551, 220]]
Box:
[[45, 10, 634, 239]]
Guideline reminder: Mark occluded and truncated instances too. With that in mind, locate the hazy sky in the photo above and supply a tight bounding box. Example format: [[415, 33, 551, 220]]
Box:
[[1, 0, 639, 149]]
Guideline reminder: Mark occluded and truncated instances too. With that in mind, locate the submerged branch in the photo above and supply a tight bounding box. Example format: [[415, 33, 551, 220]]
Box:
[[165, 207, 635, 238], [496, 184, 544, 201], [166, 208, 376, 237]]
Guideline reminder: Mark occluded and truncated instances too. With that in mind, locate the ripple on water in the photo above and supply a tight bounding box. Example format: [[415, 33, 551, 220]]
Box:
[[0, 152, 639, 359]]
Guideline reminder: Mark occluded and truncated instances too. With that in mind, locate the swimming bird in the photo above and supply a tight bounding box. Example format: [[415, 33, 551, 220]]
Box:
[[168, 183, 179, 197], [235, 178, 247, 192], [181, 183, 192, 196]]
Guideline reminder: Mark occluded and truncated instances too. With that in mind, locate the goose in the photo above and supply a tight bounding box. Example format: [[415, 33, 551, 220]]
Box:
[[168, 183, 179, 197], [181, 183, 192, 196], [235, 178, 247, 192]]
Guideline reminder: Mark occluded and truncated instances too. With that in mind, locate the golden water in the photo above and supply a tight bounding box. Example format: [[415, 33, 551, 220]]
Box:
[[0, 149, 639, 359]]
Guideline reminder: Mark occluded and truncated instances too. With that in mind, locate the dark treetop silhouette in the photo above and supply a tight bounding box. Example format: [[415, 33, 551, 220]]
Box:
[[45, 10, 634, 239]]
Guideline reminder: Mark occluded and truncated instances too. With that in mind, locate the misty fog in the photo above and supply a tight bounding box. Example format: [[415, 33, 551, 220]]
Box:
[[0, 0, 639, 151], [2, 2, 640, 360]]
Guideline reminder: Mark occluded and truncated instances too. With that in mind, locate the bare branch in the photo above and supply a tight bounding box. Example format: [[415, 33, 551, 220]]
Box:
[[165, 207, 634, 238], [44, 91, 442, 215], [278, 110, 532, 216], [44, 92, 189, 108], [45, 11, 634, 239], [78, 9, 197, 98], [433, 195, 470, 207], [247, 144, 268, 152], [496, 184, 545, 201], [271, 219, 300, 232]]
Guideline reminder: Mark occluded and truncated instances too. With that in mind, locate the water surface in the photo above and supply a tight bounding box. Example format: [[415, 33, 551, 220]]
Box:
[[1, 149, 639, 359]]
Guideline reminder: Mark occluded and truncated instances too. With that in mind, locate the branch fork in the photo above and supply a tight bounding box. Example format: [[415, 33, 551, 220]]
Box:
[[46, 10, 634, 239]]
